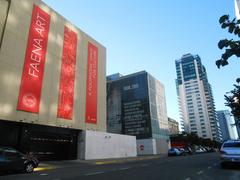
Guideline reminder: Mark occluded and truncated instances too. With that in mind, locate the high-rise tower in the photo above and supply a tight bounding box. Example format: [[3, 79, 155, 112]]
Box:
[[175, 54, 222, 141]]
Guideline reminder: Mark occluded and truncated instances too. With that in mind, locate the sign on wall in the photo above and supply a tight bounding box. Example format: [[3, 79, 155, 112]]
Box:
[[85, 42, 98, 124], [17, 5, 50, 113], [57, 26, 78, 120]]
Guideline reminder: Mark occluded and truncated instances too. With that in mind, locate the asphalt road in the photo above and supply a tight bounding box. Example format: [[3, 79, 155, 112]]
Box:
[[1, 153, 240, 180]]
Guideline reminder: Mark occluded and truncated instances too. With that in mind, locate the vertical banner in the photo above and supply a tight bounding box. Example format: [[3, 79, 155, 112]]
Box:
[[57, 26, 78, 120], [17, 5, 50, 113], [85, 42, 98, 124]]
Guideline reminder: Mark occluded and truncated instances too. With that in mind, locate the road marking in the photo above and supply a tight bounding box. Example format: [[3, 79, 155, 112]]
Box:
[[34, 166, 56, 172], [185, 178, 191, 180], [207, 166, 212, 170], [40, 173, 48, 176], [197, 170, 203, 175], [85, 171, 105, 176], [119, 167, 130, 171], [141, 164, 149, 167], [95, 161, 117, 165]]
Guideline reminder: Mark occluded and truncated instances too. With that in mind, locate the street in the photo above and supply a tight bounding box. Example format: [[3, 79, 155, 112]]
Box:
[[1, 153, 240, 180]]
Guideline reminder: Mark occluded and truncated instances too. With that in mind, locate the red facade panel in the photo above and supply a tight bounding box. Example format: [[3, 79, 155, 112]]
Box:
[[17, 5, 50, 113], [57, 26, 78, 120], [85, 42, 98, 124]]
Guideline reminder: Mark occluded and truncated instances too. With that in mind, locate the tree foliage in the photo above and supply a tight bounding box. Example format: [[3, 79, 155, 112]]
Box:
[[216, 15, 240, 68], [217, 15, 240, 127], [170, 132, 220, 148], [224, 80, 240, 126]]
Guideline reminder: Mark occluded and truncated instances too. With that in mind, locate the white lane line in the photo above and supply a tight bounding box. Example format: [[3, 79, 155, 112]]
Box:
[[40, 173, 48, 176], [207, 166, 212, 170], [119, 167, 131, 171], [85, 171, 105, 176], [197, 170, 203, 175], [141, 164, 149, 167], [185, 178, 191, 180]]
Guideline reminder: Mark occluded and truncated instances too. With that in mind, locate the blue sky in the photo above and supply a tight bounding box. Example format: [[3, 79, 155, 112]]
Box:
[[43, 0, 238, 122]]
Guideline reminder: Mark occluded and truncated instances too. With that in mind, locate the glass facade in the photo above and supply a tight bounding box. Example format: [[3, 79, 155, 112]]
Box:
[[121, 73, 152, 139], [107, 71, 169, 140], [182, 60, 196, 82], [148, 74, 169, 140]]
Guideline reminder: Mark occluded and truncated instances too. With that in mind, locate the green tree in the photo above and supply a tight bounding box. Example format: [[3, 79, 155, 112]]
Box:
[[216, 15, 240, 68], [170, 132, 218, 147], [217, 15, 240, 126]]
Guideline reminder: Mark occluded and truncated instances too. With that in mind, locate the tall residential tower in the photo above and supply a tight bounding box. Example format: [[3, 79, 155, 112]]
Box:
[[175, 54, 222, 141]]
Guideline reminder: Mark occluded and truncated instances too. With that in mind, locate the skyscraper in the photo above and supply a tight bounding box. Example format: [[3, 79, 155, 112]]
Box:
[[175, 54, 222, 141], [217, 110, 238, 141]]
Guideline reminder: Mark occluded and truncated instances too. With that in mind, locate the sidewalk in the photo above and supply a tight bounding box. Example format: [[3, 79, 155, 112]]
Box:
[[79, 154, 167, 165], [35, 154, 167, 172]]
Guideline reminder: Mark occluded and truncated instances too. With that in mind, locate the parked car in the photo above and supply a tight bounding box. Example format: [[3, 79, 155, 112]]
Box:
[[220, 140, 240, 168], [168, 148, 181, 156], [184, 147, 193, 155], [177, 148, 186, 156], [0, 147, 38, 173], [195, 147, 204, 153]]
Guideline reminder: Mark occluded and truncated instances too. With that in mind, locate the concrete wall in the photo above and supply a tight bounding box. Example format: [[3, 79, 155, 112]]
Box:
[[137, 139, 157, 155], [155, 138, 170, 154], [0, 0, 9, 46], [0, 0, 106, 131], [78, 131, 137, 160], [137, 138, 169, 155]]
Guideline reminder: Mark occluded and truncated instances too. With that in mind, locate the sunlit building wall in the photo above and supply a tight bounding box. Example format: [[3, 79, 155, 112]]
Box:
[[235, 0, 240, 20], [168, 117, 179, 135], [0, 0, 106, 160], [217, 110, 239, 141], [175, 54, 221, 141], [0, 0, 106, 131]]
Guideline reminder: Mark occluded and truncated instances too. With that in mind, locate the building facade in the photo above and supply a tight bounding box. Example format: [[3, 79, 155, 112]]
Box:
[[235, 0, 240, 20], [107, 71, 170, 153], [175, 54, 221, 141], [0, 0, 106, 160], [217, 110, 238, 141], [168, 117, 179, 135]]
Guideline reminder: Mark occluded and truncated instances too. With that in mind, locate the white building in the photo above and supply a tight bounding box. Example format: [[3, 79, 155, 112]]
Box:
[[217, 110, 238, 141], [235, 0, 240, 20], [175, 54, 221, 141]]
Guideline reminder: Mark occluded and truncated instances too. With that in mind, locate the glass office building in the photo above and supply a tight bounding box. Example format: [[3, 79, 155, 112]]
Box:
[[107, 71, 169, 141]]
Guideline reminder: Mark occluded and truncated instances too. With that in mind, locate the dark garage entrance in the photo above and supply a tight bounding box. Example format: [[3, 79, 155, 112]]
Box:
[[0, 120, 79, 161]]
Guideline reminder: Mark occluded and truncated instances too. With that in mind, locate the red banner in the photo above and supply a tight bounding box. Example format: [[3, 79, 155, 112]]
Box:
[[57, 26, 78, 120], [85, 42, 98, 124], [17, 5, 50, 113]]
